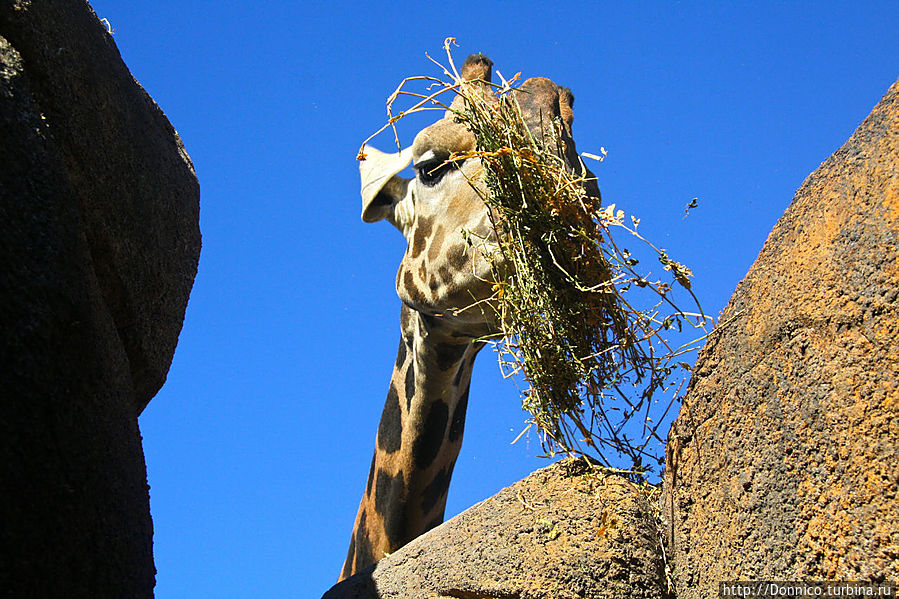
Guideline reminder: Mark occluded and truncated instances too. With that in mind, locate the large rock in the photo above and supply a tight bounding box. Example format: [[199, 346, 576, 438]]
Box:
[[324, 459, 667, 599], [1, 0, 201, 413], [0, 1, 200, 596], [663, 78, 899, 596]]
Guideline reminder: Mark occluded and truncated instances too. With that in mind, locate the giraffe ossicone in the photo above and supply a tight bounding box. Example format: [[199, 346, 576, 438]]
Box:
[[340, 53, 595, 580]]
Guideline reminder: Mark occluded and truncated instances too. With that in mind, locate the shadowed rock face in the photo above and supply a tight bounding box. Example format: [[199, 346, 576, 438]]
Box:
[[0, 1, 200, 596], [325, 460, 667, 599], [1, 0, 201, 413], [663, 78, 899, 596]]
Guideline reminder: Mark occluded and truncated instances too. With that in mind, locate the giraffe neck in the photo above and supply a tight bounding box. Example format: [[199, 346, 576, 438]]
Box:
[[340, 305, 482, 580]]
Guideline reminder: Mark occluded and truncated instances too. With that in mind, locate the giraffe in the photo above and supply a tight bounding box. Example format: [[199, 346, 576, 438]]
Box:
[[340, 53, 598, 580]]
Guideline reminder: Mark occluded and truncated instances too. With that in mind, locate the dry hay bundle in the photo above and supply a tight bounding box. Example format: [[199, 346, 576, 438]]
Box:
[[362, 40, 710, 477]]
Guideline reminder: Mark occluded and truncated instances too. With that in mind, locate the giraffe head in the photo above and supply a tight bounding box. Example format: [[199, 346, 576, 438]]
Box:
[[359, 54, 593, 338], [340, 55, 598, 581]]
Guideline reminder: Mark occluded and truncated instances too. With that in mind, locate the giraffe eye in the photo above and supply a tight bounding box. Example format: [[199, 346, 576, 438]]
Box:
[[414, 158, 455, 187]]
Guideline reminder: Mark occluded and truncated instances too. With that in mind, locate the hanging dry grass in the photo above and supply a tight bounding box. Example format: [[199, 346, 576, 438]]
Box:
[[361, 39, 711, 477]]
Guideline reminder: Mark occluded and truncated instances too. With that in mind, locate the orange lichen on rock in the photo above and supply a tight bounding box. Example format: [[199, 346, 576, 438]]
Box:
[[663, 78, 899, 596]]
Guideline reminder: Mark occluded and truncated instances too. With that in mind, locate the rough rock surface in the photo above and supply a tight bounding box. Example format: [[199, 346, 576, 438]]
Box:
[[324, 459, 667, 599], [0, 1, 200, 597], [663, 78, 899, 597], [1, 0, 200, 413]]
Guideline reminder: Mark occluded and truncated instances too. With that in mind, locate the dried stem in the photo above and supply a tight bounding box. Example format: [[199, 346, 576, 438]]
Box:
[[361, 43, 713, 479]]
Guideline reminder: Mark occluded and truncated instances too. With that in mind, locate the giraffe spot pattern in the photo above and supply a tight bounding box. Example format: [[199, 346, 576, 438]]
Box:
[[427, 224, 446, 263], [352, 510, 374, 574], [409, 216, 434, 259], [404, 361, 416, 411], [421, 465, 453, 515], [394, 337, 407, 370], [446, 243, 469, 271], [473, 212, 492, 238], [424, 514, 444, 534], [437, 264, 453, 286], [412, 400, 449, 469], [400, 303, 413, 331], [427, 273, 441, 292], [452, 360, 466, 387], [342, 537, 355, 579], [435, 342, 469, 371], [377, 384, 402, 453], [375, 469, 408, 549], [449, 383, 470, 443], [366, 453, 376, 497], [374, 469, 405, 517], [402, 270, 427, 307]]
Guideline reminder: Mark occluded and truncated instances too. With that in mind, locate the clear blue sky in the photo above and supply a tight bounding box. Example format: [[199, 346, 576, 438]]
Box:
[[85, 1, 897, 596]]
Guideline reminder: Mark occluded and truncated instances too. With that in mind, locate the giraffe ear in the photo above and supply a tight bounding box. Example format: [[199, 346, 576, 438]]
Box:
[[360, 146, 413, 225]]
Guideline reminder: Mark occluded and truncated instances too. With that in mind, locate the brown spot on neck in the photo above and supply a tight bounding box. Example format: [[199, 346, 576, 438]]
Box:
[[409, 215, 434, 260], [426, 224, 446, 264]]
